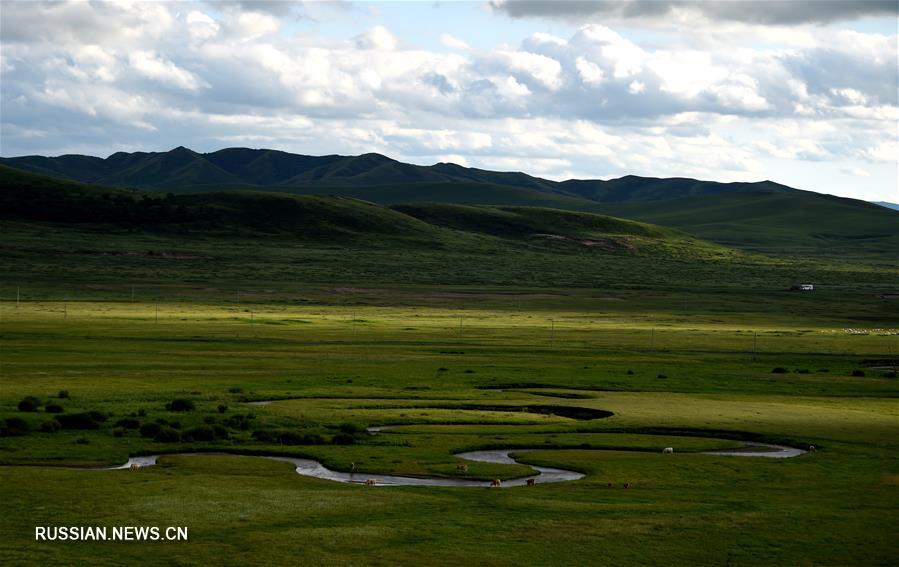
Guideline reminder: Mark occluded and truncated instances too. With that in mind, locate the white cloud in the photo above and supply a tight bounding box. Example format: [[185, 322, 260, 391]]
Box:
[[186, 11, 220, 43], [129, 51, 207, 91], [440, 33, 470, 51], [575, 57, 604, 86], [492, 50, 564, 91], [1, 1, 896, 200], [354, 25, 398, 50]]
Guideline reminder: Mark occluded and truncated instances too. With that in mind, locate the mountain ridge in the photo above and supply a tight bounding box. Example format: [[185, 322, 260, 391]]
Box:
[[0, 146, 798, 203]]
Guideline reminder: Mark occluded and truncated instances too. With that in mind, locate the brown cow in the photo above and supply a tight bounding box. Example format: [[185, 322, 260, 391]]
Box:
[[365, 479, 376, 486], [526, 478, 536, 486], [129, 463, 141, 471], [456, 464, 469, 472], [490, 479, 502, 487], [808, 445, 816, 452], [623, 482, 630, 489]]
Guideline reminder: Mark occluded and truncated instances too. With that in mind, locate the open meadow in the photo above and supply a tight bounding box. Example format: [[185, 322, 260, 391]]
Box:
[[1, 289, 897, 566]]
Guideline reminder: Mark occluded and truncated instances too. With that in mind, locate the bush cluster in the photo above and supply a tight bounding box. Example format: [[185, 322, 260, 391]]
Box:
[[0, 417, 30, 436], [165, 398, 196, 412], [56, 411, 107, 430]]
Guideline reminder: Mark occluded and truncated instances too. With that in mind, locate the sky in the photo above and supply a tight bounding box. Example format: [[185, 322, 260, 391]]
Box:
[[1, 0, 897, 202]]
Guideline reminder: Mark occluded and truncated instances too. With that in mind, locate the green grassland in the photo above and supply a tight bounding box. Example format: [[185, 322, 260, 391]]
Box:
[[1, 166, 898, 565], [1, 298, 897, 566]]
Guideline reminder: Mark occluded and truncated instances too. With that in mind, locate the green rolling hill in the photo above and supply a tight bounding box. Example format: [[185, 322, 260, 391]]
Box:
[[589, 192, 899, 258], [0, 164, 689, 249], [1, 147, 895, 261]]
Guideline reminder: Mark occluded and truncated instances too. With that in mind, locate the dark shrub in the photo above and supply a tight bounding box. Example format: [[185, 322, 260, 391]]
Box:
[[45, 403, 64, 414], [40, 419, 61, 433], [795, 368, 810, 374], [204, 416, 217, 424], [771, 367, 789, 374], [627, 370, 635, 375], [851, 369, 866, 377], [112, 427, 125, 437], [217, 404, 228, 414], [304, 434, 325, 445], [331, 433, 356, 445], [75, 437, 90, 445], [437, 367, 448, 372], [154, 418, 169, 425], [56, 412, 102, 430], [58, 390, 70, 399], [17, 396, 42, 412], [137, 408, 147, 417], [228, 387, 243, 394], [165, 398, 196, 412], [212, 425, 230, 440], [278, 431, 305, 445], [115, 418, 140, 429], [251, 430, 323, 445], [251, 429, 276, 443], [339, 423, 362, 435], [182, 426, 215, 442], [154, 427, 181, 442], [224, 414, 253, 430], [1, 417, 31, 436], [465, 369, 475, 374], [169, 421, 181, 430], [86, 410, 108, 423], [139, 422, 162, 438], [657, 374, 668, 379]]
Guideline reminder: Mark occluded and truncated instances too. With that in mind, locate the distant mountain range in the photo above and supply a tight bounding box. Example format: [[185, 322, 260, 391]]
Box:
[[874, 201, 899, 211], [0, 146, 798, 203], [2, 147, 896, 260]]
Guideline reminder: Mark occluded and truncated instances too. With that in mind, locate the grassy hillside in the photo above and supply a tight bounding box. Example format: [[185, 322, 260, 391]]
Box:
[[189, 181, 601, 210], [2, 164, 897, 302], [393, 203, 670, 240], [591, 192, 899, 259], [561, 175, 795, 202]]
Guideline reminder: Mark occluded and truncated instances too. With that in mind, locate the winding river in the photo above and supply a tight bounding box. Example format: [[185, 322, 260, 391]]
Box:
[[87, 440, 805, 487]]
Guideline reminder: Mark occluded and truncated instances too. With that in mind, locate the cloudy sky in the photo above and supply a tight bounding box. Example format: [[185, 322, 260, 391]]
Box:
[[1, 1, 896, 201]]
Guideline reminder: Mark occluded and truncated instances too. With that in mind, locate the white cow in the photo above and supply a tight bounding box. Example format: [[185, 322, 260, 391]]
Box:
[[662, 447, 674, 454]]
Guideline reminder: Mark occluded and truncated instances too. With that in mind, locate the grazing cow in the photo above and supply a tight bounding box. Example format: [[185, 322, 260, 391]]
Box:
[[365, 479, 377, 486], [129, 463, 141, 471], [456, 464, 469, 472], [808, 445, 816, 452], [526, 478, 536, 486], [490, 479, 502, 487], [662, 447, 674, 454], [623, 483, 630, 489], [351, 462, 356, 472]]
